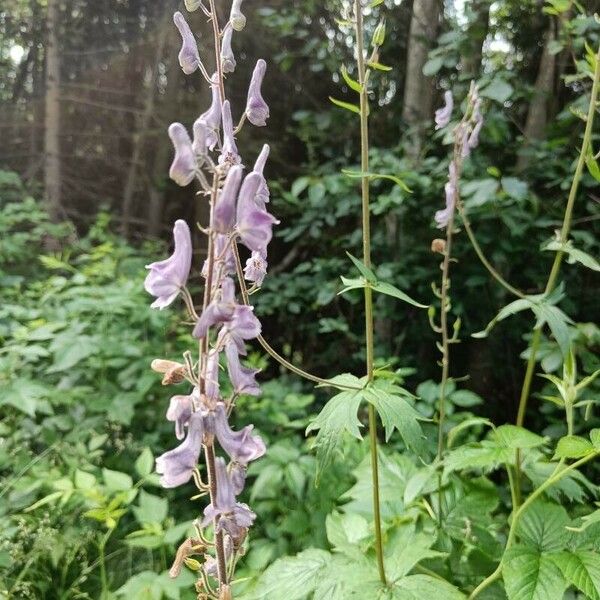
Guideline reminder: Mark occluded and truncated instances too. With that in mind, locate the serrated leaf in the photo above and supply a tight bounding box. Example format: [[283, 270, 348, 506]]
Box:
[[103, 468, 133, 491], [517, 501, 570, 552], [503, 546, 566, 600], [552, 550, 600, 600], [391, 574, 465, 599], [494, 425, 546, 450], [544, 239, 600, 272], [133, 490, 168, 525], [329, 96, 360, 114], [554, 435, 595, 459]]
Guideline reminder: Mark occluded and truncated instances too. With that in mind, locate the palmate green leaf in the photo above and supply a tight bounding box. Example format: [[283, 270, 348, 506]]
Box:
[[305, 390, 363, 475], [503, 546, 566, 600], [318, 372, 364, 391], [544, 238, 600, 272], [493, 425, 546, 450], [552, 550, 600, 599], [325, 511, 370, 554], [517, 501, 570, 552], [362, 380, 426, 454], [388, 575, 465, 599], [245, 549, 332, 600], [554, 435, 595, 459], [385, 525, 442, 581], [329, 96, 361, 114]]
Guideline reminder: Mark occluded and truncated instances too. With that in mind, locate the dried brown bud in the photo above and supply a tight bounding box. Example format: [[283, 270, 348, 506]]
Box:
[[219, 585, 232, 600], [431, 238, 446, 254], [169, 538, 204, 578], [151, 359, 187, 385]]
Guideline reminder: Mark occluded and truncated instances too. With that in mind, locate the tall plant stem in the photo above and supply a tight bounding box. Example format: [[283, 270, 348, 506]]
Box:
[[208, 0, 225, 104], [469, 452, 599, 599], [354, 0, 386, 585], [513, 45, 600, 500]]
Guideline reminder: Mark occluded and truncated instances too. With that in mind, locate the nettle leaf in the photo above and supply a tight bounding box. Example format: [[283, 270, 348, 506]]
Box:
[[329, 96, 360, 114], [385, 525, 442, 581], [305, 390, 363, 475], [503, 546, 566, 600], [103, 468, 134, 492], [325, 511, 370, 554], [493, 425, 546, 450], [554, 435, 595, 459], [362, 380, 426, 454], [517, 501, 570, 553], [552, 550, 600, 599], [133, 490, 168, 525], [247, 549, 332, 600], [544, 239, 600, 272]]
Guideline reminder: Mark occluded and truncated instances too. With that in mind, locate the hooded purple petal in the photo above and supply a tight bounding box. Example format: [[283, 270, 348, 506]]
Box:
[[173, 12, 200, 75], [246, 59, 269, 127], [213, 165, 243, 233], [243, 251, 267, 286], [218, 305, 261, 354], [252, 145, 271, 208], [166, 390, 196, 440], [218, 100, 241, 167], [202, 234, 236, 280], [156, 411, 204, 488], [215, 403, 265, 464], [435, 91, 453, 130], [196, 76, 221, 151], [224, 342, 261, 396], [220, 27, 236, 74], [145, 220, 192, 309], [192, 277, 237, 339], [229, 0, 246, 31], [205, 350, 220, 401], [168, 123, 196, 187], [434, 162, 458, 230]]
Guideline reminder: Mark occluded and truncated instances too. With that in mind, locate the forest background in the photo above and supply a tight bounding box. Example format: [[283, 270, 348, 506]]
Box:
[[0, 0, 599, 598]]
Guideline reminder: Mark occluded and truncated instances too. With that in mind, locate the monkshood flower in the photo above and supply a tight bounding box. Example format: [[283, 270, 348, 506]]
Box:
[[435, 91, 453, 130], [145, 219, 192, 309], [252, 144, 271, 209], [236, 172, 279, 253], [193, 277, 237, 339], [219, 101, 241, 167], [173, 12, 200, 75], [192, 120, 209, 159], [202, 457, 256, 545], [435, 161, 458, 229], [205, 349, 221, 401], [218, 304, 261, 354], [213, 165, 243, 233], [166, 389, 196, 440], [156, 411, 204, 488], [245, 60, 269, 127], [221, 27, 236, 74], [168, 123, 196, 187], [202, 234, 236, 280], [244, 251, 267, 286], [195, 77, 221, 151], [229, 0, 246, 31], [215, 403, 265, 462], [224, 342, 261, 396]]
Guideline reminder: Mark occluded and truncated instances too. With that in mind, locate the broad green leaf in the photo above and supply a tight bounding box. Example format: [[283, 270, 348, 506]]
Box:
[[318, 372, 363, 390], [103, 468, 134, 491], [494, 425, 546, 450], [554, 435, 595, 459], [372, 281, 428, 309], [422, 56, 444, 76], [248, 549, 331, 600], [517, 501, 570, 552], [481, 78, 514, 103], [591, 429, 600, 449], [0, 380, 48, 417], [363, 381, 426, 454], [473, 297, 535, 338], [46, 334, 97, 373], [450, 389, 484, 407], [586, 150, 600, 182], [133, 490, 168, 525], [385, 525, 441, 580], [135, 447, 154, 478], [552, 550, 600, 599], [306, 390, 363, 474], [75, 469, 97, 490], [325, 511, 370, 553], [447, 417, 493, 448], [501, 177, 528, 201], [390, 574, 465, 599], [329, 96, 360, 114], [444, 442, 511, 473], [503, 546, 566, 600]]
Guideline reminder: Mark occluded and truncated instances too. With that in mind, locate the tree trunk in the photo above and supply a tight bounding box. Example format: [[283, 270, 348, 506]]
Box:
[[121, 16, 170, 237], [462, 0, 491, 80], [44, 0, 62, 222], [402, 0, 441, 161], [517, 20, 557, 171]]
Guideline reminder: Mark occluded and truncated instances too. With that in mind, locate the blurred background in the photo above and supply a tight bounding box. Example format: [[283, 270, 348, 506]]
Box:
[[1, 0, 599, 598]]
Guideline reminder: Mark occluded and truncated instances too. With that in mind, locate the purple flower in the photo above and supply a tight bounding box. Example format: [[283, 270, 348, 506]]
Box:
[[204, 349, 221, 401], [166, 389, 197, 440], [193, 277, 237, 339], [201, 457, 256, 544], [218, 305, 261, 354], [168, 123, 196, 187], [192, 120, 209, 158], [224, 342, 261, 396], [173, 12, 200, 75], [221, 27, 236, 74], [253, 145, 271, 208], [214, 403, 265, 463], [213, 166, 243, 233], [195, 77, 221, 151], [202, 234, 236, 280], [145, 220, 192, 309], [229, 0, 246, 31], [243, 251, 267, 286], [219, 101, 241, 167], [236, 172, 279, 253], [156, 412, 204, 488], [435, 162, 458, 229], [468, 98, 484, 150], [245, 60, 269, 127], [435, 91, 453, 130]]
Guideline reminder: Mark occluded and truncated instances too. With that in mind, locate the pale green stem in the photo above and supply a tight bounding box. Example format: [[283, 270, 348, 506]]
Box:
[[469, 452, 598, 599], [354, 0, 386, 585], [514, 45, 600, 502]]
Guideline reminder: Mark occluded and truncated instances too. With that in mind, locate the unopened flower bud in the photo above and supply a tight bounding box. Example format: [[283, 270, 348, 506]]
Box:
[[245, 59, 269, 127], [221, 27, 236, 73], [184, 0, 202, 11], [169, 538, 204, 578], [431, 238, 446, 254], [168, 123, 196, 186], [372, 19, 386, 47], [229, 0, 246, 31], [173, 12, 200, 75], [183, 558, 202, 571]]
